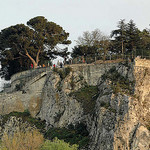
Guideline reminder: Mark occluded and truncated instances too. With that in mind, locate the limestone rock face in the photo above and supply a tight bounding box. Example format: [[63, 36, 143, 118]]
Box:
[[0, 116, 32, 138], [62, 71, 86, 94], [0, 59, 150, 150], [0, 72, 47, 117], [38, 63, 150, 150], [88, 64, 150, 150], [38, 72, 84, 127]]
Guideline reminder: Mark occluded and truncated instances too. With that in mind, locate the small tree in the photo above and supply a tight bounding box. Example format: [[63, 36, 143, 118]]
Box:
[[73, 29, 110, 61], [111, 19, 127, 57]]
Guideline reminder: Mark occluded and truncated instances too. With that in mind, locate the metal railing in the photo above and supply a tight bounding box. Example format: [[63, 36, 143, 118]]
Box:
[[65, 54, 150, 65]]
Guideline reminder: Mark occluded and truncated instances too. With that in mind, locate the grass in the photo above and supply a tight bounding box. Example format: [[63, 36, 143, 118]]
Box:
[[69, 86, 99, 114]]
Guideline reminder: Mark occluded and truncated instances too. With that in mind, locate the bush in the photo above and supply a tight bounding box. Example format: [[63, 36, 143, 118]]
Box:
[[69, 86, 99, 114], [1, 111, 46, 132], [53, 67, 72, 80], [15, 80, 25, 91], [44, 123, 89, 148], [41, 138, 78, 150], [1, 128, 44, 150], [101, 67, 135, 95]]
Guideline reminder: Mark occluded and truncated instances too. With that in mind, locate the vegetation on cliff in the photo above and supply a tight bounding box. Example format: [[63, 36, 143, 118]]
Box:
[[53, 67, 72, 80], [101, 66, 135, 95], [44, 123, 89, 148], [69, 85, 99, 114], [0, 111, 89, 149], [0, 129, 78, 150]]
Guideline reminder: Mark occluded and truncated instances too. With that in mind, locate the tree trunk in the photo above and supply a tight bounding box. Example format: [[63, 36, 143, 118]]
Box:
[[36, 49, 40, 65], [122, 39, 124, 59], [26, 51, 38, 69]]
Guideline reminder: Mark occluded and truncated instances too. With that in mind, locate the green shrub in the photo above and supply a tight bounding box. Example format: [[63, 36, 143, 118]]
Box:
[[15, 80, 25, 91], [100, 101, 110, 109], [1, 110, 46, 132], [69, 86, 99, 114], [146, 124, 150, 131], [70, 75, 75, 90], [101, 67, 135, 95], [44, 123, 89, 149], [41, 138, 78, 150], [53, 67, 72, 80]]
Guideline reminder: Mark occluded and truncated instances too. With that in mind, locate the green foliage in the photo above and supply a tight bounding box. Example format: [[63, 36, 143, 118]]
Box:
[[15, 80, 25, 91], [73, 29, 110, 60], [69, 86, 99, 114], [41, 138, 78, 150], [111, 19, 150, 58], [71, 45, 97, 58], [70, 75, 75, 90], [53, 67, 72, 80], [100, 101, 110, 109], [1, 112, 89, 149], [44, 123, 89, 149], [100, 102, 116, 113], [102, 67, 135, 95], [146, 125, 150, 131], [0, 16, 71, 79], [1, 110, 46, 132]]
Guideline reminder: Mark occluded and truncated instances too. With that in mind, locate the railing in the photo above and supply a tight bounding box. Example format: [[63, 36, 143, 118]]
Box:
[[11, 67, 52, 84], [65, 54, 150, 65]]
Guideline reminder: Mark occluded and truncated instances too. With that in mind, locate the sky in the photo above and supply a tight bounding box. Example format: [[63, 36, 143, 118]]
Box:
[[0, 0, 150, 90], [0, 0, 150, 51]]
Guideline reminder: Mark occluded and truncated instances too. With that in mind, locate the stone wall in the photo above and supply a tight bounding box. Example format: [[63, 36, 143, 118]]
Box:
[[0, 58, 150, 149], [0, 73, 47, 117], [134, 57, 150, 68], [0, 58, 149, 117], [10, 67, 50, 92], [68, 63, 120, 85]]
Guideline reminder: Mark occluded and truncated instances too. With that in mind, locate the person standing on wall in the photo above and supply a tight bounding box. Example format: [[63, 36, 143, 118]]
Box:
[[31, 63, 33, 69]]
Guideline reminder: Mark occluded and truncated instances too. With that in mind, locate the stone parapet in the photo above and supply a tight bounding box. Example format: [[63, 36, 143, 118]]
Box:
[[135, 57, 150, 68]]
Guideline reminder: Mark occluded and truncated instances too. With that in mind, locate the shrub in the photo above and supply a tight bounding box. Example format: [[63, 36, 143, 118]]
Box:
[[101, 67, 135, 95], [53, 67, 72, 80], [41, 138, 78, 150], [1, 128, 44, 150], [1, 111, 46, 132], [15, 80, 25, 91], [69, 86, 99, 114], [44, 123, 89, 149], [100, 101, 110, 109], [70, 75, 75, 90]]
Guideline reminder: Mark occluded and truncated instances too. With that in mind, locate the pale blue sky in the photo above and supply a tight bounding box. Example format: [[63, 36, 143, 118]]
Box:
[[0, 0, 150, 90]]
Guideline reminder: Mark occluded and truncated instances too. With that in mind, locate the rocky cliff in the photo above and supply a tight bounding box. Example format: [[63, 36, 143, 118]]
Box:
[[38, 59, 150, 150], [0, 58, 150, 150]]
